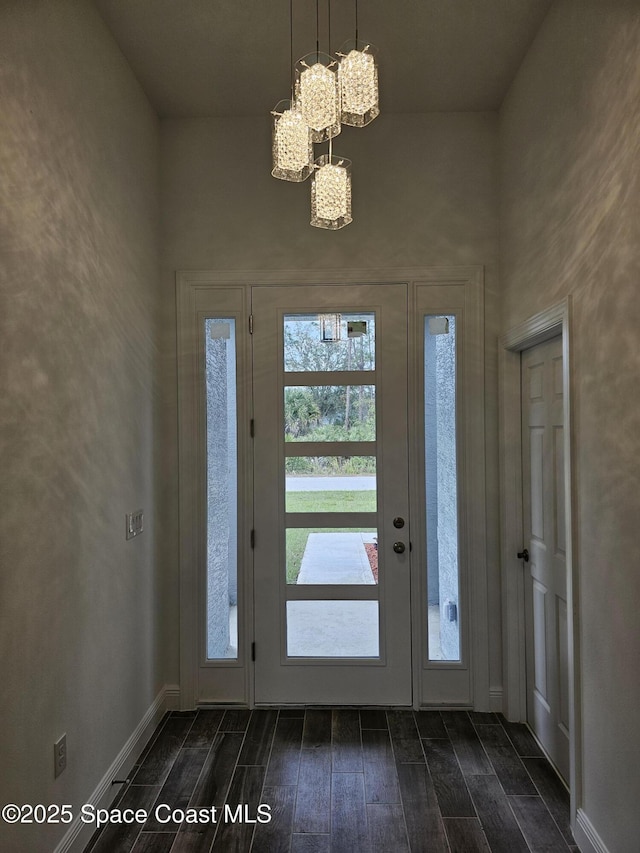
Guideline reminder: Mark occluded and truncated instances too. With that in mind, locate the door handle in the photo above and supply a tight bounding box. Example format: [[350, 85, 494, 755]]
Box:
[[517, 548, 529, 562], [393, 542, 406, 554]]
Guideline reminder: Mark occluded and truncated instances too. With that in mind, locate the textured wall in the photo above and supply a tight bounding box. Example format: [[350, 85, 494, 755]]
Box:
[[499, 2, 640, 849], [160, 112, 503, 696], [0, 2, 161, 850]]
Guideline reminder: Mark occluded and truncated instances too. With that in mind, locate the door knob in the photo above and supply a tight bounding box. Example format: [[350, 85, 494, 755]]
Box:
[[393, 542, 406, 554], [393, 517, 405, 529], [517, 548, 530, 562]]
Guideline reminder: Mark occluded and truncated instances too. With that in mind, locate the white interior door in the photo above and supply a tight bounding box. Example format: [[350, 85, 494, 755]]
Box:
[[521, 336, 570, 780], [252, 284, 412, 705]]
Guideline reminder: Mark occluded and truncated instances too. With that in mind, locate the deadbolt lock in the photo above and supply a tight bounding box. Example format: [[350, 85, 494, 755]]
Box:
[[393, 517, 405, 529]]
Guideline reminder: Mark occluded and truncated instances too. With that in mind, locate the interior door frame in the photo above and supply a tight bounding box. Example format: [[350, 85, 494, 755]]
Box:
[[176, 265, 488, 711], [499, 296, 582, 835]]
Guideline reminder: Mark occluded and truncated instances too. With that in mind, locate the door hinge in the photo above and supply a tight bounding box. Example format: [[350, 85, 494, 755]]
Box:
[[249, 314, 253, 334], [251, 642, 256, 662], [250, 418, 255, 437], [250, 529, 255, 549]]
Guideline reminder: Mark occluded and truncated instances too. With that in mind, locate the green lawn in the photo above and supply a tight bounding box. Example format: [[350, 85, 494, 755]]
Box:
[[285, 490, 376, 583]]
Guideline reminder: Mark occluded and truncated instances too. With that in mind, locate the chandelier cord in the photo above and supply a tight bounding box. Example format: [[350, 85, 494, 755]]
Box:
[[328, 0, 331, 55], [355, 0, 359, 43], [316, 0, 319, 60], [290, 0, 294, 101]]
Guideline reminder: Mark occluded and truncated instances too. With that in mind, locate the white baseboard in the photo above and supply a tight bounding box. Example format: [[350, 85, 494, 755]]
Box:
[[53, 684, 179, 853], [489, 687, 503, 713], [573, 809, 610, 853], [164, 683, 181, 711]]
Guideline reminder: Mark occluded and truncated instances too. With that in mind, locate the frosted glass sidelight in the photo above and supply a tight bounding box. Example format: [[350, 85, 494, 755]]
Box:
[[205, 318, 238, 660], [424, 315, 460, 661]]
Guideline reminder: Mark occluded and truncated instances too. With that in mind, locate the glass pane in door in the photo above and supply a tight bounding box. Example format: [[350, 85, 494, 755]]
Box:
[[285, 455, 376, 512], [284, 385, 376, 441], [204, 318, 238, 659], [424, 315, 460, 661], [284, 312, 375, 371], [286, 601, 379, 657], [285, 528, 378, 584]]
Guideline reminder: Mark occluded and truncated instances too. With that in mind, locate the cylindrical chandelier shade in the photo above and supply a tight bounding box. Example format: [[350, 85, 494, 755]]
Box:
[[271, 100, 314, 182], [338, 40, 379, 127], [310, 154, 352, 230], [295, 53, 341, 143]]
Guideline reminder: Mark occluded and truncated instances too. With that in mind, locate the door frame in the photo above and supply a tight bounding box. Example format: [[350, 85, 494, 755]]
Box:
[[498, 296, 582, 833], [176, 265, 488, 711]]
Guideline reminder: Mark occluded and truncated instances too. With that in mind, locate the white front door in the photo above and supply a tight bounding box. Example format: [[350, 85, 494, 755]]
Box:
[[521, 336, 570, 780], [252, 284, 412, 705]]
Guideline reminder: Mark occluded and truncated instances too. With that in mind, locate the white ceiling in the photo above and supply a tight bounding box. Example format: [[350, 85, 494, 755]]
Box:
[[94, 0, 553, 117]]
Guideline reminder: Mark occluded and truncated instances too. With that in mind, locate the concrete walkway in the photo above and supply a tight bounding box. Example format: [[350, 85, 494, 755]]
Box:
[[288, 530, 378, 656], [297, 531, 377, 584]]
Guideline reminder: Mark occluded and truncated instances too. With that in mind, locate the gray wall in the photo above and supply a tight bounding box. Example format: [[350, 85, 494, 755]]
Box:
[[160, 111, 503, 693], [499, 2, 640, 849], [0, 2, 162, 850]]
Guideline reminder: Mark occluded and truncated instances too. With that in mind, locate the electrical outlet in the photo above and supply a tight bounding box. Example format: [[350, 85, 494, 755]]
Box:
[[54, 734, 66, 778], [126, 509, 144, 540]]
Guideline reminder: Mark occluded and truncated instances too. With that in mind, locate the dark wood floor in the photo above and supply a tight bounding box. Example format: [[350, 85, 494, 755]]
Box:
[[85, 709, 578, 853]]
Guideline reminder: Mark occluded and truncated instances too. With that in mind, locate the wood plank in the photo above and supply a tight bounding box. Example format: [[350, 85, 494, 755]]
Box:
[[170, 733, 245, 853], [302, 710, 332, 748], [522, 757, 573, 844], [387, 710, 424, 763], [509, 795, 572, 852], [134, 714, 170, 768], [362, 729, 401, 804], [144, 748, 209, 831], [331, 710, 363, 772], [293, 747, 331, 833], [219, 708, 252, 732], [182, 710, 224, 748], [189, 732, 245, 807], [423, 738, 475, 817], [475, 725, 537, 795], [331, 772, 368, 853], [211, 765, 266, 852], [465, 775, 529, 853], [396, 762, 448, 852], [279, 708, 306, 718], [414, 710, 447, 740], [88, 784, 160, 853], [443, 818, 491, 853], [468, 712, 499, 724], [130, 833, 176, 853], [442, 712, 492, 776], [366, 804, 410, 852], [251, 786, 296, 853], [499, 716, 544, 757], [290, 834, 330, 853], [133, 716, 194, 785], [237, 709, 278, 765], [360, 709, 388, 730], [265, 715, 303, 786]]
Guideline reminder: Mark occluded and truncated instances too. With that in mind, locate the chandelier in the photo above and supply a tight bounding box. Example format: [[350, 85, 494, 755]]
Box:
[[271, 0, 379, 230]]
